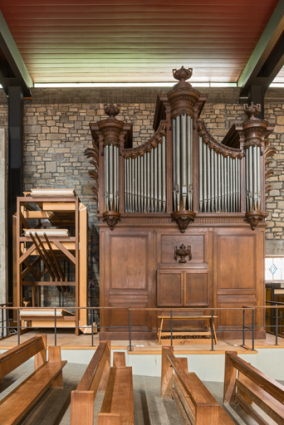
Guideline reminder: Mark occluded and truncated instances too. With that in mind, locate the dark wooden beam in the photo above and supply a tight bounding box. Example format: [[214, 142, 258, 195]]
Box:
[[0, 12, 32, 96], [238, 1, 284, 98]]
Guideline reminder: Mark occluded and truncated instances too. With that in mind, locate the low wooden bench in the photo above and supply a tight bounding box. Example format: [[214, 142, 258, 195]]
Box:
[[71, 341, 111, 425], [224, 351, 284, 424], [161, 347, 234, 425], [157, 315, 218, 345], [0, 335, 66, 425], [98, 352, 134, 425]]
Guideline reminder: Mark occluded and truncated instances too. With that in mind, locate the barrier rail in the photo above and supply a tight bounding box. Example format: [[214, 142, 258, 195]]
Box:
[[0, 304, 283, 351]]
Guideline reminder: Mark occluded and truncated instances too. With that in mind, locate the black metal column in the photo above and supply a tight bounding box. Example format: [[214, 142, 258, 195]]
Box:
[[247, 85, 265, 119], [7, 85, 23, 299]]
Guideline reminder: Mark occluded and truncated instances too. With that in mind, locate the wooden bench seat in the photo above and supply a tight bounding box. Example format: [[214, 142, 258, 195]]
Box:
[[0, 335, 66, 425], [224, 351, 284, 425], [98, 365, 134, 425], [161, 347, 234, 425]]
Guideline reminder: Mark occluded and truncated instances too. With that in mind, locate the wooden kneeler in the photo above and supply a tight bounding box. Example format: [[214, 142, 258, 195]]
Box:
[[70, 341, 111, 425]]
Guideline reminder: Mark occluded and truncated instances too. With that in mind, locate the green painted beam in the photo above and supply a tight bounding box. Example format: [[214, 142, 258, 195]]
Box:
[[0, 11, 33, 90], [238, 0, 284, 89]]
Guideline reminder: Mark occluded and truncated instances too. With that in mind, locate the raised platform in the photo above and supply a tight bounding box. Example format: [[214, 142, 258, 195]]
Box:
[[0, 329, 283, 354]]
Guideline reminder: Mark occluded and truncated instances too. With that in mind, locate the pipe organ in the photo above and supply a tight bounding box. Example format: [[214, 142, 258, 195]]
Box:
[[86, 67, 275, 341]]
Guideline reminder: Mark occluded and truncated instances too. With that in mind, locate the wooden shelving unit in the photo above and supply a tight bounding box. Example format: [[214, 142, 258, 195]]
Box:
[[14, 193, 88, 335]]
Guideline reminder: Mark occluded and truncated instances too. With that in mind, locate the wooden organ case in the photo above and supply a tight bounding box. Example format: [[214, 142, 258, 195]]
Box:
[[86, 67, 275, 341]]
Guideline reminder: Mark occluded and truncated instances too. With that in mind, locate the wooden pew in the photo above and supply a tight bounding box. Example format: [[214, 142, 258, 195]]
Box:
[[224, 351, 284, 424], [98, 352, 134, 425], [0, 335, 66, 425], [70, 341, 111, 425], [161, 347, 234, 425]]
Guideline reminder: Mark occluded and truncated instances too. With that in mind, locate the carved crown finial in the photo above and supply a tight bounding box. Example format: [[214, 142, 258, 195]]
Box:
[[244, 102, 261, 121], [172, 66, 192, 83], [104, 104, 120, 118]]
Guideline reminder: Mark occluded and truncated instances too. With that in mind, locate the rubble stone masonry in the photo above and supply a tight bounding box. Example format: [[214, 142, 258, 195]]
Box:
[[1, 87, 284, 273]]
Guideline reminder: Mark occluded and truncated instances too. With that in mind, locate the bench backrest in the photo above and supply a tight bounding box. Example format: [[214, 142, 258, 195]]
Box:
[[0, 335, 47, 380], [71, 341, 111, 425], [224, 351, 284, 404], [161, 347, 219, 424]]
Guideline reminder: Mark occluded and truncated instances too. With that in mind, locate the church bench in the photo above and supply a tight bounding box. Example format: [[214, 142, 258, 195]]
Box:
[[224, 351, 284, 424], [70, 341, 111, 425], [97, 354, 134, 425], [161, 347, 234, 425], [0, 335, 66, 425]]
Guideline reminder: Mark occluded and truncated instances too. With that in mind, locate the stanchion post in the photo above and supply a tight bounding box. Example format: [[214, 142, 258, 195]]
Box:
[[54, 308, 57, 346], [243, 309, 245, 346], [129, 309, 132, 352], [276, 307, 279, 346], [17, 308, 20, 345], [211, 310, 214, 351], [252, 309, 255, 351], [91, 308, 94, 347], [170, 310, 173, 347]]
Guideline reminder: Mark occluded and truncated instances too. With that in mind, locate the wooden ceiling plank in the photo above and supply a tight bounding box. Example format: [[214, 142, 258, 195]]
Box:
[[0, 4, 277, 14], [0, 0, 276, 6]]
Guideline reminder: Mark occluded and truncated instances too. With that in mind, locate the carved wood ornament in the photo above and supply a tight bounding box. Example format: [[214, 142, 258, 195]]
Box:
[[84, 66, 276, 342], [174, 244, 192, 263]]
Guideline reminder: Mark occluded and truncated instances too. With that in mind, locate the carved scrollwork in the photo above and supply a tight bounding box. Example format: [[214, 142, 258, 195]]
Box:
[[84, 145, 99, 201], [102, 211, 121, 230], [197, 120, 244, 159], [171, 210, 196, 233], [265, 145, 277, 199], [244, 211, 268, 230], [121, 120, 167, 159]]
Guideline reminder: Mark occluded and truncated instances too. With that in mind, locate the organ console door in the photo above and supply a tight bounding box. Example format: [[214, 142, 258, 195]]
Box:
[[85, 67, 275, 340]]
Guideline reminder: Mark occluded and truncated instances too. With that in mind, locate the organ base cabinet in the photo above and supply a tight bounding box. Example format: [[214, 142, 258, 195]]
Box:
[[98, 220, 266, 340], [86, 67, 273, 342]]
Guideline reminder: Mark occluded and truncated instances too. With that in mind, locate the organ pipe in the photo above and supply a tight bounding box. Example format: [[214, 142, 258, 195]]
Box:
[[172, 114, 193, 212], [198, 140, 241, 213], [123, 136, 167, 213], [104, 145, 119, 212]]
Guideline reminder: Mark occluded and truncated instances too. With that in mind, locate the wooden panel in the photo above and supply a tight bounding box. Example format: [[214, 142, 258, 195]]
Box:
[[216, 233, 256, 290], [185, 272, 208, 306], [157, 270, 183, 306], [110, 235, 147, 289], [160, 234, 205, 264]]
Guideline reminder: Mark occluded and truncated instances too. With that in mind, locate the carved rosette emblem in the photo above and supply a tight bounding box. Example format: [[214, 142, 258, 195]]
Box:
[[103, 211, 121, 230], [171, 210, 196, 233]]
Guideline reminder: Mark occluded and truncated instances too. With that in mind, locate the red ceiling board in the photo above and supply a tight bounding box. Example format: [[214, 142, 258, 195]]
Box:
[[0, 0, 280, 83]]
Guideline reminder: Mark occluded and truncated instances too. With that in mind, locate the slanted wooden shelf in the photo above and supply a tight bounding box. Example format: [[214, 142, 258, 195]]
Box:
[[14, 193, 88, 334], [224, 351, 284, 424], [157, 315, 218, 345], [161, 347, 234, 425], [0, 335, 67, 425], [71, 341, 111, 425]]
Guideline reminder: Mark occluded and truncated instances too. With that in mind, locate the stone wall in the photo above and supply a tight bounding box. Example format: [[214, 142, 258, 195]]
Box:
[[1, 86, 284, 302]]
